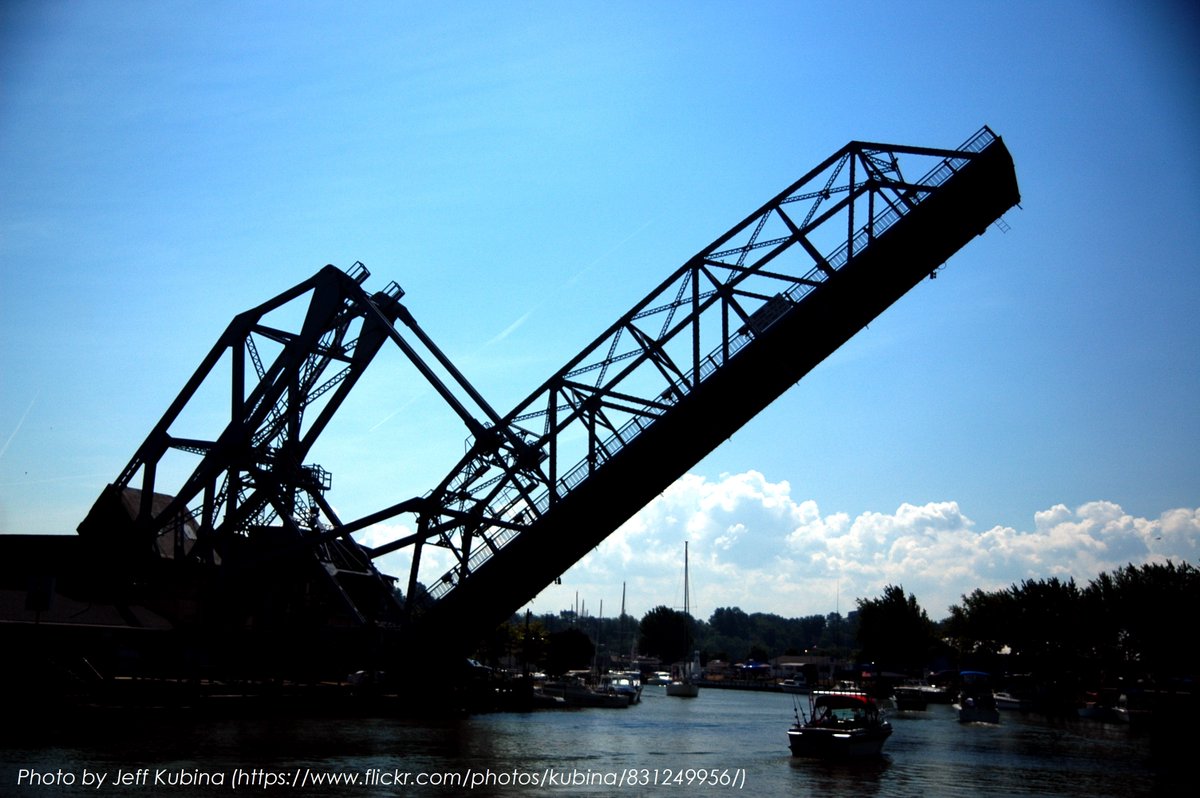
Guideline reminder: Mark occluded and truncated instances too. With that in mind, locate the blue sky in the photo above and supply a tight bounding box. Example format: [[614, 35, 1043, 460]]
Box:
[[2, 1, 1197, 621]]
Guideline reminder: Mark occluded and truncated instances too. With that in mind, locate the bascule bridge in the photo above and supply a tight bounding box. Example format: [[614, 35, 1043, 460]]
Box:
[[53, 127, 1019, 681]]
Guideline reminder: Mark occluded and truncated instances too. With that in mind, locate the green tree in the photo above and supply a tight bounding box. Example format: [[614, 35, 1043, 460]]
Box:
[[544, 628, 594, 675], [1006, 577, 1084, 664], [856, 585, 936, 670], [944, 560, 1200, 684], [705, 607, 752, 661], [945, 587, 1014, 657], [709, 607, 752, 639], [817, 611, 854, 655], [639, 605, 693, 663], [1084, 561, 1200, 679]]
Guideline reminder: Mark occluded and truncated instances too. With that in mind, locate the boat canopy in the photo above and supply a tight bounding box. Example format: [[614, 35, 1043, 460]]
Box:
[[813, 693, 876, 710]]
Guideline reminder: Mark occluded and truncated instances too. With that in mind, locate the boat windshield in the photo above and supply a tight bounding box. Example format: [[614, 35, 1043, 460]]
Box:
[[811, 694, 877, 724]]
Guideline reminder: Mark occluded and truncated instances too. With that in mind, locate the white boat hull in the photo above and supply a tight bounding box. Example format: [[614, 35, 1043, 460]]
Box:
[[666, 681, 699, 698], [787, 724, 892, 758]]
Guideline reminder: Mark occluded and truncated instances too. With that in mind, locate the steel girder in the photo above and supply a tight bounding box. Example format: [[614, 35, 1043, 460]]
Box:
[[84, 258, 525, 628], [81, 126, 1017, 646], [382, 127, 1013, 613], [95, 264, 399, 562]]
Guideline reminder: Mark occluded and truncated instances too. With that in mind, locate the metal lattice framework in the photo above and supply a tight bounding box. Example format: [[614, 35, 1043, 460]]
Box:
[[84, 262, 515, 625], [385, 126, 1009, 609], [83, 126, 1018, 651], [93, 266, 400, 575]]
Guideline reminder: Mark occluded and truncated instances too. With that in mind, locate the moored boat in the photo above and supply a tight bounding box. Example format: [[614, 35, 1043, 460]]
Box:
[[916, 682, 956, 704], [993, 690, 1031, 712], [893, 685, 929, 711], [538, 677, 630, 708], [666, 652, 700, 698], [600, 671, 643, 704], [666, 542, 700, 699], [665, 680, 700, 698], [787, 691, 893, 758]]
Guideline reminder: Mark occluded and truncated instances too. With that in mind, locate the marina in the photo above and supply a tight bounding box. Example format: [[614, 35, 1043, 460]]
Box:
[[4, 686, 1182, 796], [1, 128, 1019, 710]]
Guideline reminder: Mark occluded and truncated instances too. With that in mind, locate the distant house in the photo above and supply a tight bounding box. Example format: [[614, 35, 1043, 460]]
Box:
[[771, 654, 840, 685]]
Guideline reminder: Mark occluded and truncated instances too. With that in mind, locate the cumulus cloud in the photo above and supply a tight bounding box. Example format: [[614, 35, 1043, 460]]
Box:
[[524, 470, 1199, 622], [350, 519, 431, 587]]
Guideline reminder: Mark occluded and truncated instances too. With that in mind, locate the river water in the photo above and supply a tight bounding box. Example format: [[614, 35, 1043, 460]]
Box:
[[4, 686, 1184, 796]]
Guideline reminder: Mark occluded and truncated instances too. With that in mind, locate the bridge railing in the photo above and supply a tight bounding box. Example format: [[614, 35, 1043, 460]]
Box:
[[548, 127, 1001, 502], [425, 128, 1001, 600]]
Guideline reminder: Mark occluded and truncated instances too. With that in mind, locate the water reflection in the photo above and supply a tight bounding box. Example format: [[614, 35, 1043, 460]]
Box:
[[788, 755, 891, 796], [3, 689, 1180, 797]]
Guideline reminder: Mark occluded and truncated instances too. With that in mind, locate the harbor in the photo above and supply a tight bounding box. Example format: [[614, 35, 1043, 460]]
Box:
[[0, 127, 1020, 713], [4, 686, 1183, 796]]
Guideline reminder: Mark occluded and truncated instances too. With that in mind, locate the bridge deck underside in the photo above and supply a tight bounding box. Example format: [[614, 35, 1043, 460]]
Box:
[[415, 139, 1020, 652]]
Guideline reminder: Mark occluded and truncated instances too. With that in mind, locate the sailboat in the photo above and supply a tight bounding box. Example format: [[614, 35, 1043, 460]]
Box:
[[666, 541, 700, 698]]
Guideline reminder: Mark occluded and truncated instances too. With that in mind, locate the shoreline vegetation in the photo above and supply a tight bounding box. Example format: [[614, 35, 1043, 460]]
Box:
[[484, 559, 1198, 717], [2, 560, 1194, 724]]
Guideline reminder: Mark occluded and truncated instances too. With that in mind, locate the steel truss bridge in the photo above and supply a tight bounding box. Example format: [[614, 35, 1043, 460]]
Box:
[[78, 126, 1019, 668]]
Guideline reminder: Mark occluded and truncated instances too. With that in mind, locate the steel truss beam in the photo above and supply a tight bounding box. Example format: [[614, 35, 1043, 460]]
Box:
[[84, 261, 518, 626], [82, 126, 1017, 648], [382, 127, 1011, 610], [93, 264, 398, 565]]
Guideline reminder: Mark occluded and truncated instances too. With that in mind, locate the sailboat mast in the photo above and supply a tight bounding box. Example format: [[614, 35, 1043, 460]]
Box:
[[620, 581, 627, 662], [667, 540, 700, 697], [683, 541, 689, 617]]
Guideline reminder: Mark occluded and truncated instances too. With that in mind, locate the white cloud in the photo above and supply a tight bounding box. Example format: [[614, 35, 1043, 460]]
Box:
[[522, 470, 1199, 622], [351, 520, 430, 587], [1159, 508, 1200, 555]]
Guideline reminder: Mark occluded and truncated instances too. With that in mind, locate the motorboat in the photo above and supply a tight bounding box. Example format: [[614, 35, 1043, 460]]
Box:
[[778, 677, 809, 694], [787, 691, 893, 758], [993, 690, 1031, 712], [600, 671, 643, 704], [955, 671, 1000, 723], [957, 694, 1000, 723], [538, 677, 631, 708], [916, 681, 955, 704], [893, 685, 929, 711]]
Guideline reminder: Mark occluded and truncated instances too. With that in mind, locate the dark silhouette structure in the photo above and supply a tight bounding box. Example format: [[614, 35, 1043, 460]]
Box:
[[2, 127, 1019, 699]]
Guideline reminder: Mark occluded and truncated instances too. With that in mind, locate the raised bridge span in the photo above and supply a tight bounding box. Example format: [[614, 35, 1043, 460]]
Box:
[[66, 126, 1018, 675]]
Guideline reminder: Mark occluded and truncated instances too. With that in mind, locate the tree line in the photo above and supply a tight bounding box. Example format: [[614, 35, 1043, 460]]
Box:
[[854, 560, 1200, 692], [481, 604, 857, 674], [939, 560, 1200, 684], [478, 560, 1198, 685]]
